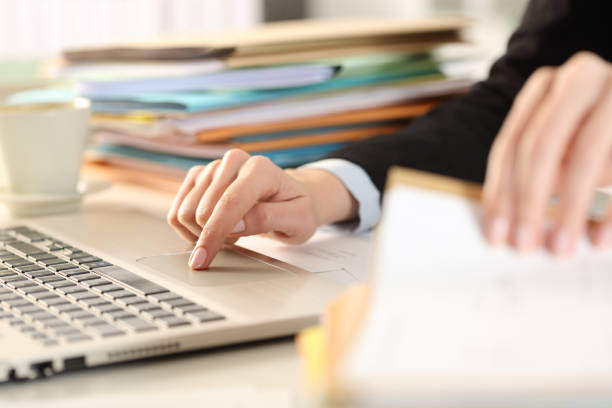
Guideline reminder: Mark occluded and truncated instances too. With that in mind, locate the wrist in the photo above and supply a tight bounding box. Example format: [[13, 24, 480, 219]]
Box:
[[286, 168, 358, 226]]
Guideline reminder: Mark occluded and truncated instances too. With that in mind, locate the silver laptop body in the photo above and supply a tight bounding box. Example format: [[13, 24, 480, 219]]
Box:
[[0, 206, 343, 381]]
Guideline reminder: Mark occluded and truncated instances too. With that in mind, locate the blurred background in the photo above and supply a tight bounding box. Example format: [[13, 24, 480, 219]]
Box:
[[0, 0, 529, 99]]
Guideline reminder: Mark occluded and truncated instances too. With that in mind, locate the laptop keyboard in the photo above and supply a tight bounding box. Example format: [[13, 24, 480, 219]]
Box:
[[0, 226, 224, 346]]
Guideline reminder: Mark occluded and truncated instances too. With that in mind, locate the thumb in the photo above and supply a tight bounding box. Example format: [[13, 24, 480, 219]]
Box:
[[231, 198, 317, 244]]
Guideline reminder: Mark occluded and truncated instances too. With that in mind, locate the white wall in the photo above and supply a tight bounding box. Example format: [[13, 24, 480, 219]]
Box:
[[0, 0, 263, 58]]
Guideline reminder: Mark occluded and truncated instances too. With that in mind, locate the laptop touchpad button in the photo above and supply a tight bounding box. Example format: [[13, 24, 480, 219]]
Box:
[[136, 249, 294, 288]]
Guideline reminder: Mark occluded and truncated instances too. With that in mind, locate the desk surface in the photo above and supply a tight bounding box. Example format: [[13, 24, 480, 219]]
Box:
[[0, 180, 368, 406]]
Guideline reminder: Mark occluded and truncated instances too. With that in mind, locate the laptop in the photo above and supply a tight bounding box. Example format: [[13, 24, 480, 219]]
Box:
[[0, 205, 344, 381]]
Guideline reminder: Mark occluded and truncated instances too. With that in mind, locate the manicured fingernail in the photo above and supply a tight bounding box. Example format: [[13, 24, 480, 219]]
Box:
[[515, 223, 535, 252], [597, 225, 612, 248], [486, 217, 508, 245], [189, 247, 208, 269], [552, 228, 573, 256], [231, 219, 245, 234]]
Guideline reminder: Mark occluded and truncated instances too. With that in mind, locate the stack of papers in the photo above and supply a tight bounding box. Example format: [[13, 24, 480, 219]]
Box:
[[8, 17, 477, 181]]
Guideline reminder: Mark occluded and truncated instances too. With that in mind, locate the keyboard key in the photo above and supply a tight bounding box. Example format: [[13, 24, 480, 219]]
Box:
[[64, 269, 89, 277], [69, 252, 91, 260], [6, 298, 31, 308], [81, 278, 111, 288], [118, 316, 157, 332], [49, 303, 81, 314], [73, 273, 99, 282], [78, 316, 108, 326], [14, 264, 44, 273], [73, 256, 101, 264], [141, 308, 173, 320], [43, 318, 70, 329], [37, 275, 65, 284], [82, 261, 112, 270], [48, 280, 76, 289], [176, 304, 207, 314], [31, 291, 60, 300], [24, 270, 53, 278], [64, 309, 96, 320], [128, 302, 160, 313], [67, 291, 98, 301], [19, 284, 48, 295], [9, 280, 37, 289], [6, 241, 45, 257], [39, 297, 70, 307], [30, 311, 57, 321], [29, 253, 55, 262], [39, 257, 66, 267], [148, 291, 180, 303], [162, 298, 194, 309], [90, 324, 125, 337], [104, 309, 135, 321], [57, 285, 86, 295], [48, 263, 78, 273], [91, 283, 123, 294], [95, 266, 168, 296], [3, 258, 33, 267], [109, 289, 136, 299], [93, 303, 122, 314], [66, 334, 92, 343], [0, 311, 13, 319], [13, 304, 41, 314], [9, 317, 26, 326], [79, 297, 109, 307], [155, 315, 191, 328], [188, 310, 225, 323], [116, 296, 147, 307]]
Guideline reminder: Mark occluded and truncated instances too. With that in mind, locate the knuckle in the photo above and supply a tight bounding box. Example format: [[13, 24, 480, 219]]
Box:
[[219, 193, 240, 211], [195, 212, 207, 227], [246, 155, 273, 171], [177, 208, 194, 224], [223, 148, 249, 163], [166, 212, 179, 227], [188, 165, 206, 177], [569, 51, 601, 67], [533, 66, 555, 82]]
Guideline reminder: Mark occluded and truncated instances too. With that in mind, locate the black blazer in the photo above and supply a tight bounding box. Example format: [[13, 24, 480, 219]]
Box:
[[327, 0, 612, 192]]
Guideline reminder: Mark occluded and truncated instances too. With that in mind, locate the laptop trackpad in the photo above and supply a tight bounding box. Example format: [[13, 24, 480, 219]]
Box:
[[137, 249, 294, 288]]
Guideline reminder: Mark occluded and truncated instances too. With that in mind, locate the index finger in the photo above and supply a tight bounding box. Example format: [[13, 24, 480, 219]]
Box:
[[189, 156, 280, 269]]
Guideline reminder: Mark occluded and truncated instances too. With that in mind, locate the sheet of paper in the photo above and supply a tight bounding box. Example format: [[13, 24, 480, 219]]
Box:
[[6, 387, 293, 408], [341, 184, 612, 401], [238, 226, 373, 283]]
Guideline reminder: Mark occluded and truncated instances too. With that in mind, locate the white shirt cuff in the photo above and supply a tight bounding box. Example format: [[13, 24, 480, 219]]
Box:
[[299, 158, 381, 233]]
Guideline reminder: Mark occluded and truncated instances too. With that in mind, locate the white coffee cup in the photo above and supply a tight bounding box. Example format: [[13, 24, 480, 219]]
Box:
[[0, 99, 91, 197]]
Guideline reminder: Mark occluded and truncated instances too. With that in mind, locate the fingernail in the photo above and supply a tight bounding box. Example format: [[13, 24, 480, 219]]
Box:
[[597, 225, 612, 248], [189, 247, 208, 269], [486, 217, 508, 245], [552, 228, 573, 256], [231, 219, 245, 234], [515, 223, 535, 252]]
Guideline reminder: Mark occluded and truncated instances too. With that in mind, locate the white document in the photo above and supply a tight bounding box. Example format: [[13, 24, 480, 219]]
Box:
[[341, 184, 612, 404], [77, 64, 337, 97], [238, 226, 373, 283]]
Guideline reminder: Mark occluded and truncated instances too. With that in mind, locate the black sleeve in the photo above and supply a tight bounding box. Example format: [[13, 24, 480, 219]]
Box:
[[325, 0, 609, 191]]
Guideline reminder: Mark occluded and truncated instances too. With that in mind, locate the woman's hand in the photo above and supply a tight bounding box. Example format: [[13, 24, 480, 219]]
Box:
[[167, 149, 358, 269], [483, 51, 612, 256]]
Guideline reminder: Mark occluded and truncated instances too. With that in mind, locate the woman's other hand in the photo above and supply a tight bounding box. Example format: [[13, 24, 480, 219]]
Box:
[[483, 52, 612, 256]]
